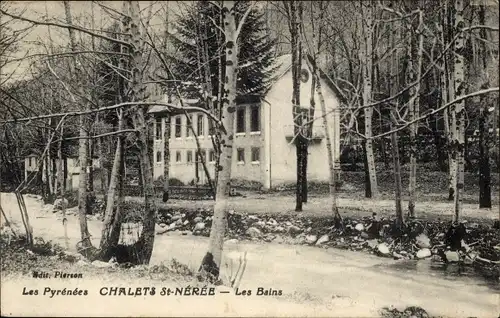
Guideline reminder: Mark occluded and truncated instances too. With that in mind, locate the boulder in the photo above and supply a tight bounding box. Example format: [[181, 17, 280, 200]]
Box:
[[416, 248, 432, 259], [171, 214, 182, 221], [316, 234, 329, 245], [246, 227, 261, 238], [194, 222, 206, 231], [193, 216, 203, 223], [355, 223, 364, 232], [444, 250, 460, 262], [416, 234, 431, 248], [306, 235, 318, 244], [288, 225, 302, 235], [377, 243, 390, 255], [254, 220, 266, 230], [53, 198, 68, 210], [366, 239, 378, 249], [225, 238, 239, 244]]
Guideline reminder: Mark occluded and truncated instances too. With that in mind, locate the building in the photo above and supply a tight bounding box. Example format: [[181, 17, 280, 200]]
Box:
[[24, 154, 101, 191], [149, 54, 344, 189]]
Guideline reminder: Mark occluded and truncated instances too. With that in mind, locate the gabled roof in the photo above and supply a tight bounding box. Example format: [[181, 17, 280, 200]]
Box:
[[148, 53, 347, 116]]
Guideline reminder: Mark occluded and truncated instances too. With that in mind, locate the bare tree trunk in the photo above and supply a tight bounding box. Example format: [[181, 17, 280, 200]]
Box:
[[162, 114, 170, 202], [452, 0, 466, 222], [63, 1, 92, 249], [478, 3, 492, 209], [361, 1, 378, 198], [285, 1, 305, 211], [313, 64, 341, 222], [390, 112, 404, 229], [126, 0, 156, 264], [98, 109, 124, 260], [407, 8, 424, 218], [58, 122, 68, 249], [199, 0, 240, 281]]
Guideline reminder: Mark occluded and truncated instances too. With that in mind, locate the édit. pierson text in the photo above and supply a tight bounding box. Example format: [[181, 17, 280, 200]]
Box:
[[32, 271, 83, 279]]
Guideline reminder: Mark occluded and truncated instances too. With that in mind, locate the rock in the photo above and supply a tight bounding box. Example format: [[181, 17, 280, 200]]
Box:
[[248, 215, 259, 221], [366, 239, 378, 249], [305, 227, 312, 233], [360, 232, 370, 239], [193, 216, 203, 223], [171, 214, 182, 221], [91, 260, 113, 268], [274, 226, 285, 233], [464, 252, 477, 265], [416, 248, 432, 259], [306, 235, 318, 244], [288, 225, 302, 235], [377, 243, 390, 255], [274, 236, 284, 244], [263, 234, 275, 242], [267, 218, 278, 226], [194, 222, 205, 231], [444, 250, 460, 262], [53, 198, 68, 210], [254, 220, 266, 230], [246, 227, 261, 238], [393, 252, 404, 259], [316, 235, 329, 245], [175, 219, 183, 226], [159, 223, 167, 228], [183, 220, 190, 226], [225, 239, 238, 244], [416, 233, 431, 248], [355, 223, 364, 232], [167, 222, 177, 231]]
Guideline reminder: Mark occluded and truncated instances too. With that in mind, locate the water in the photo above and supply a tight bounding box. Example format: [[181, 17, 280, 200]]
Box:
[[376, 258, 500, 292]]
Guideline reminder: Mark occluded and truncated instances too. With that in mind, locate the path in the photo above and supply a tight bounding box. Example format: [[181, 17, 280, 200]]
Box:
[[1, 193, 499, 317]]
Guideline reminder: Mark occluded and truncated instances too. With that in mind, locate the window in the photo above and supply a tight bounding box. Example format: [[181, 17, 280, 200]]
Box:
[[208, 119, 215, 136], [156, 151, 162, 163], [175, 116, 181, 138], [28, 157, 33, 166], [208, 149, 215, 162], [251, 147, 260, 162], [187, 150, 193, 163], [175, 151, 181, 162], [195, 150, 205, 162], [197, 114, 204, 136], [155, 117, 162, 140], [236, 108, 245, 133], [250, 105, 260, 132], [186, 115, 193, 137], [237, 148, 245, 163]]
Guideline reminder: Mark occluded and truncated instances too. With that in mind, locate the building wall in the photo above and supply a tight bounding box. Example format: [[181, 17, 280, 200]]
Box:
[[153, 103, 267, 186], [266, 64, 340, 187]]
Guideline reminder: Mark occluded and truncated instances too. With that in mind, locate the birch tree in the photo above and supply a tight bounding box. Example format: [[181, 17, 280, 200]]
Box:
[[451, 0, 466, 222], [407, 5, 424, 218], [199, 0, 253, 282], [359, 1, 379, 198]]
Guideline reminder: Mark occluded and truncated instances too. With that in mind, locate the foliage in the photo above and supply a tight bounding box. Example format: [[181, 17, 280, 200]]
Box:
[[167, 1, 277, 101]]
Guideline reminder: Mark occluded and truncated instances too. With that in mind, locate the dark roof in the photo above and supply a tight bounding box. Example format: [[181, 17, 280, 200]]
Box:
[[149, 54, 347, 116]]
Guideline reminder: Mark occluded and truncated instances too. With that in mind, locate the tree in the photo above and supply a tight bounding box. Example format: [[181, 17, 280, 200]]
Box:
[[451, 0, 466, 222], [359, 1, 379, 199], [199, 0, 254, 282], [283, 0, 308, 211]]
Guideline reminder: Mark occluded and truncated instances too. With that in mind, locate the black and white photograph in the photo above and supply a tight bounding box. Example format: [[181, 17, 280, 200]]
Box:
[[0, 0, 499, 316]]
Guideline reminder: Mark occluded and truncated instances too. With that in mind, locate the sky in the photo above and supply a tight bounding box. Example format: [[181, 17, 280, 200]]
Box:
[[1, 1, 182, 84]]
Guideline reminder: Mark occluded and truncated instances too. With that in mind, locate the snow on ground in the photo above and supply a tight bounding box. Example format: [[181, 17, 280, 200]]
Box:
[[1, 193, 499, 317]]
